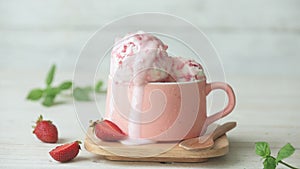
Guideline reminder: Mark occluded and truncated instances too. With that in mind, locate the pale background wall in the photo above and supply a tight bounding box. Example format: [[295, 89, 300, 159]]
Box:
[[1, 0, 300, 76]]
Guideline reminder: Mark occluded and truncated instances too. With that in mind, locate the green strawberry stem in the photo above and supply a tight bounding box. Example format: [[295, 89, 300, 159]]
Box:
[[279, 160, 299, 169], [35, 115, 52, 124], [37, 115, 43, 123]]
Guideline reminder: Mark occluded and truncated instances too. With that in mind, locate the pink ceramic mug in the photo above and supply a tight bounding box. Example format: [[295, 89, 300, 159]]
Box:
[[105, 77, 235, 141]]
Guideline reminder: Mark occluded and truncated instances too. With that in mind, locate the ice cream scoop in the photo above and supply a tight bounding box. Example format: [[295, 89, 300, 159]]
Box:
[[110, 31, 172, 85], [170, 57, 205, 82], [110, 31, 205, 84]]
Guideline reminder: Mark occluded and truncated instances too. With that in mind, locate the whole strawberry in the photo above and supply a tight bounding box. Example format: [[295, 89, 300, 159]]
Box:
[[49, 141, 81, 162], [33, 115, 58, 143]]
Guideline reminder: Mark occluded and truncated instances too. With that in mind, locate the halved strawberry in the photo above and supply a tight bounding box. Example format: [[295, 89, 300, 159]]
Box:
[[94, 120, 127, 141], [49, 141, 81, 162]]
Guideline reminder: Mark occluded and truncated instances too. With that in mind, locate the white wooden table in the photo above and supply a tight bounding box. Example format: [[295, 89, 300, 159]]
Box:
[[1, 0, 300, 168], [0, 70, 299, 168]]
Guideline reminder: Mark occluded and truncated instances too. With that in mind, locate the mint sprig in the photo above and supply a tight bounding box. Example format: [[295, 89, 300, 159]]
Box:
[[255, 142, 298, 169], [95, 81, 106, 93], [73, 86, 93, 101], [73, 81, 106, 101], [46, 64, 56, 86], [27, 89, 44, 100], [27, 64, 106, 107], [27, 64, 73, 107]]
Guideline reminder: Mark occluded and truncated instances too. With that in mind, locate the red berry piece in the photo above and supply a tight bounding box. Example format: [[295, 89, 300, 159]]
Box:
[[94, 120, 127, 141], [33, 115, 58, 143], [49, 141, 81, 162]]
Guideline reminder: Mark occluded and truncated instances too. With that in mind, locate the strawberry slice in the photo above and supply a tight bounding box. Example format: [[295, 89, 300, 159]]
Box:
[[49, 141, 81, 162], [94, 120, 127, 141]]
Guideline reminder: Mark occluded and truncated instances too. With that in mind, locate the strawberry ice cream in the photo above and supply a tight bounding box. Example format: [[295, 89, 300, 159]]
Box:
[[110, 31, 204, 84], [110, 31, 172, 85], [169, 57, 205, 82], [106, 31, 206, 144]]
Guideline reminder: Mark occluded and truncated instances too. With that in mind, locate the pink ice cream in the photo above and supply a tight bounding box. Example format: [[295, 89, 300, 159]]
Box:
[[110, 31, 204, 84], [110, 31, 172, 85], [170, 57, 205, 82]]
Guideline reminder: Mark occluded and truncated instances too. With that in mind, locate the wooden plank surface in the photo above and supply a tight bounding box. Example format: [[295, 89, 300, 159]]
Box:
[[84, 128, 229, 163]]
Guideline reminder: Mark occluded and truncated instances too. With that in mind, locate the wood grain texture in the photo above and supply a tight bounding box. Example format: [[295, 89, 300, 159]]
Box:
[[84, 127, 229, 163]]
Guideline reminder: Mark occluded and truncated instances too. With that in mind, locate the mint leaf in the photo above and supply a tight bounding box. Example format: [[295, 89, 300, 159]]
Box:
[[27, 88, 43, 100], [27, 64, 105, 107], [59, 81, 72, 90], [276, 143, 295, 163], [42, 95, 55, 107], [255, 142, 298, 169], [45, 87, 60, 96], [263, 156, 276, 169], [73, 87, 92, 101], [46, 64, 56, 86], [256, 142, 271, 158], [42, 88, 59, 107], [95, 81, 104, 93]]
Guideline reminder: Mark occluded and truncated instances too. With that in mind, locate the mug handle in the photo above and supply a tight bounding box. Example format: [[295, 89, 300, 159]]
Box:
[[205, 82, 236, 126]]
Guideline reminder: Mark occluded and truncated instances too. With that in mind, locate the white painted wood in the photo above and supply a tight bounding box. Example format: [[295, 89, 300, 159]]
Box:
[[0, 0, 300, 168], [0, 72, 299, 168]]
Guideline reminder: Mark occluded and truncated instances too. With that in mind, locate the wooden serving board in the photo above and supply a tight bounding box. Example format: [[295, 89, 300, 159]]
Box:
[[84, 128, 229, 163]]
